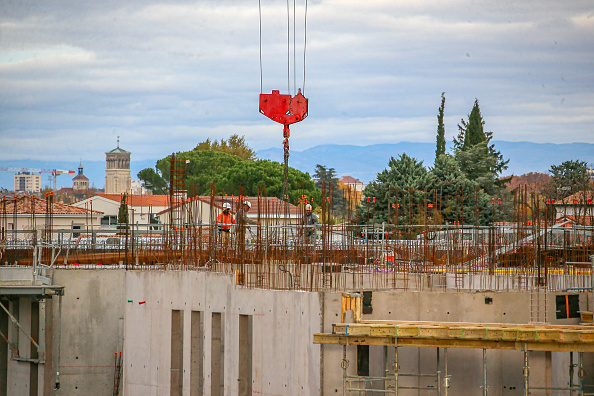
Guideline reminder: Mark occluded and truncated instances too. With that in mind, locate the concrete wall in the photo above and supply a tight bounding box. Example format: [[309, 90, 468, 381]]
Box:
[[3, 268, 322, 395], [123, 270, 321, 395], [321, 290, 594, 396], [4, 266, 592, 395], [50, 269, 125, 395]]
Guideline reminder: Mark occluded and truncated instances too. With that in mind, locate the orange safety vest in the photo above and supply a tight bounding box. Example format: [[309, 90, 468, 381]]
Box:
[[216, 212, 235, 231]]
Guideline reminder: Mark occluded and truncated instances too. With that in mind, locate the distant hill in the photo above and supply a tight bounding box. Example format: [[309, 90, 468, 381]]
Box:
[[257, 141, 594, 184], [1, 141, 592, 190]]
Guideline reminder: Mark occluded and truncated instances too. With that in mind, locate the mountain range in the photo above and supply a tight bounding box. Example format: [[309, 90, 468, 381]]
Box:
[[257, 141, 594, 183], [1, 141, 592, 190]]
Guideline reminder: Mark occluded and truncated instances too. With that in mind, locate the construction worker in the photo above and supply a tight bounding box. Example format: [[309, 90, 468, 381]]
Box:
[[216, 202, 235, 243], [235, 200, 258, 243], [301, 204, 319, 244]]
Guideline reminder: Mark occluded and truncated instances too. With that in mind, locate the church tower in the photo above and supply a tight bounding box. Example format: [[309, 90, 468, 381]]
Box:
[[72, 162, 90, 190], [105, 137, 131, 194]]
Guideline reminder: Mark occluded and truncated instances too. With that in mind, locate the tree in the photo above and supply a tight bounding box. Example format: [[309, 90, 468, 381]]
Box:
[[117, 193, 129, 232], [435, 92, 446, 160], [313, 164, 345, 219], [360, 153, 431, 225], [505, 172, 551, 194], [193, 134, 256, 161], [137, 168, 168, 195], [138, 148, 320, 205], [453, 99, 509, 191], [213, 159, 320, 205], [546, 160, 590, 199], [429, 154, 496, 225]]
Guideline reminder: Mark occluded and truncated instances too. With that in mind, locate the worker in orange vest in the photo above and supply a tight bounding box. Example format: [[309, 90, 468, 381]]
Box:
[[216, 202, 235, 243]]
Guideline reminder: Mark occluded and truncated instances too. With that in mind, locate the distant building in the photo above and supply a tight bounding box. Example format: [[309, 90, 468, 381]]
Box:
[[0, 195, 102, 233], [73, 194, 175, 227], [14, 172, 41, 193], [553, 190, 594, 220], [588, 166, 594, 182], [339, 176, 365, 193], [105, 137, 131, 194], [72, 162, 90, 190], [130, 180, 149, 195]]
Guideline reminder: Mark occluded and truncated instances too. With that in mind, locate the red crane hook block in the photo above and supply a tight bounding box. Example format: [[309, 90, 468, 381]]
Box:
[[259, 89, 308, 136]]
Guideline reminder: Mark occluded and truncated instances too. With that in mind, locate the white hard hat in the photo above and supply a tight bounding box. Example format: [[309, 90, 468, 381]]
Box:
[[305, 204, 312, 211], [223, 202, 231, 210], [243, 200, 251, 208]]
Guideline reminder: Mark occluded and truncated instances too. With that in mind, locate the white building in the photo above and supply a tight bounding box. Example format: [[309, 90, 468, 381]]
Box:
[[14, 172, 41, 193], [73, 194, 173, 227], [0, 195, 101, 234]]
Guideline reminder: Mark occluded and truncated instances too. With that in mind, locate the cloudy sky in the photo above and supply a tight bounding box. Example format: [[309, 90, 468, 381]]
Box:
[[1, 0, 593, 163]]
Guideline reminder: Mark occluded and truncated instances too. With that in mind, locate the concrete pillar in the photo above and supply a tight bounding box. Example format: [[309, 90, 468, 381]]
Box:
[[0, 302, 8, 396]]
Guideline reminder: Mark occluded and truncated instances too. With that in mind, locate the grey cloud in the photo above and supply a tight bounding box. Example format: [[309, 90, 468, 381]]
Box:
[[1, 0, 593, 165]]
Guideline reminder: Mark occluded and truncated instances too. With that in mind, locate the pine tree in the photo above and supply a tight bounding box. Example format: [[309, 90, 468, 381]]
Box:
[[463, 99, 486, 149], [435, 92, 446, 160], [453, 99, 509, 189], [360, 154, 430, 225]]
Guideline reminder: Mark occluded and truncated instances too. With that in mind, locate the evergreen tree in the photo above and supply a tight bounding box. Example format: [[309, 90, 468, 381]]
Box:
[[360, 154, 430, 226], [139, 149, 320, 205], [547, 160, 590, 199], [117, 193, 129, 232], [313, 164, 345, 219], [435, 92, 446, 160], [453, 99, 509, 190], [463, 99, 486, 149], [429, 154, 493, 225]]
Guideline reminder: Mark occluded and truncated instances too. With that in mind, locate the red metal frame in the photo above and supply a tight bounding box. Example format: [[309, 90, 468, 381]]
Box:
[[259, 89, 308, 138]]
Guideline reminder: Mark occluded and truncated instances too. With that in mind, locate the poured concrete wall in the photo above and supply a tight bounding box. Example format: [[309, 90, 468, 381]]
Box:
[[123, 270, 321, 395], [50, 269, 125, 395], [3, 266, 592, 395], [3, 268, 321, 395], [321, 290, 594, 396]]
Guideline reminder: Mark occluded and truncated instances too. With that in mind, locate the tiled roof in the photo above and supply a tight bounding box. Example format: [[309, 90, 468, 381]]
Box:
[[98, 193, 181, 207], [340, 176, 363, 184], [157, 196, 303, 216], [72, 174, 89, 181], [556, 190, 594, 205], [556, 215, 594, 227], [0, 196, 102, 215], [205, 196, 302, 215]]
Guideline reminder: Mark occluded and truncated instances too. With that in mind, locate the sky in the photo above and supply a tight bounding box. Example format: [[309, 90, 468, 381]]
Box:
[[1, 0, 593, 164]]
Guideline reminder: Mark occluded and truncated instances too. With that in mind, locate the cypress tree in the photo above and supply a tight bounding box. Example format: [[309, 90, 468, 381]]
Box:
[[435, 92, 446, 160]]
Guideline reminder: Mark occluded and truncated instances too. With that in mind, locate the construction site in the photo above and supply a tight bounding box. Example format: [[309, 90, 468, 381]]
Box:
[[2, 0, 594, 394], [1, 176, 593, 395]]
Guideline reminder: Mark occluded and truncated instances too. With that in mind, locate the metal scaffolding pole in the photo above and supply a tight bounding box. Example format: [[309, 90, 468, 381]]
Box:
[[394, 342, 399, 396], [523, 345, 529, 396], [443, 348, 450, 396], [482, 348, 488, 396]]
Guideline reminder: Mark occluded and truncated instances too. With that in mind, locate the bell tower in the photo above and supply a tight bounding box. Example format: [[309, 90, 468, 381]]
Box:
[[105, 137, 131, 194]]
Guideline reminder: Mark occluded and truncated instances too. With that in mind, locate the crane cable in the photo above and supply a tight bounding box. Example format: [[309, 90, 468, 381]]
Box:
[[258, 0, 308, 95], [259, 0, 263, 94], [258, 0, 308, 220]]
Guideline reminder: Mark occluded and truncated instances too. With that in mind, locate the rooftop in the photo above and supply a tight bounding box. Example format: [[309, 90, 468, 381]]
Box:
[[0, 195, 102, 215], [105, 147, 131, 154], [98, 193, 180, 207]]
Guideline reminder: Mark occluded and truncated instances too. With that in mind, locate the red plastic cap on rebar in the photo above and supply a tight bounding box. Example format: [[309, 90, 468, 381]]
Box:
[[259, 89, 308, 126]]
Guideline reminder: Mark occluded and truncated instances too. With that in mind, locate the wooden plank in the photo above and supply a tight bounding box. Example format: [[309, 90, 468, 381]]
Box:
[[313, 334, 594, 353], [360, 319, 591, 331]]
